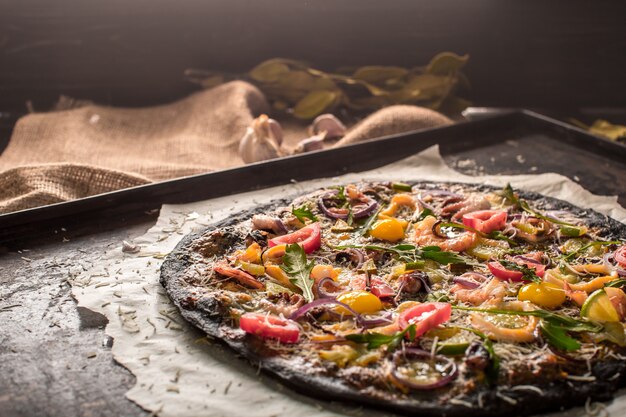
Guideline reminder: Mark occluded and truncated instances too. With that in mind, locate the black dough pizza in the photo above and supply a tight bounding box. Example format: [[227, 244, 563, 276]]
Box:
[[160, 181, 626, 416]]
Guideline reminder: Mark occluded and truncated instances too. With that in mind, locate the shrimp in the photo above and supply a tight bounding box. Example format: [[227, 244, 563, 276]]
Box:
[[469, 300, 539, 343], [214, 263, 264, 289], [451, 278, 507, 306], [413, 215, 477, 252]]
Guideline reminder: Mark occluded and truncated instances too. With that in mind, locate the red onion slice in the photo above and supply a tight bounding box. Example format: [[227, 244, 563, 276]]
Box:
[[316, 277, 345, 298], [289, 298, 357, 321], [335, 248, 365, 268], [290, 298, 394, 329], [318, 190, 379, 220], [390, 348, 458, 390], [604, 253, 626, 277], [512, 255, 543, 265], [453, 272, 488, 289]]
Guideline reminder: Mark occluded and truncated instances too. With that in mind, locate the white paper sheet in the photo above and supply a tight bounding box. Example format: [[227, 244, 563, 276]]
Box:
[[69, 146, 626, 417]]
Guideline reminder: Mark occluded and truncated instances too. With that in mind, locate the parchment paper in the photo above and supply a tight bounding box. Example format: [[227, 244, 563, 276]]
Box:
[[69, 145, 626, 417]]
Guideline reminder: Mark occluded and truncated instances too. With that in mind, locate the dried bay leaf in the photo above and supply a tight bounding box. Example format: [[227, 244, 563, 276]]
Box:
[[294, 90, 339, 119], [250, 59, 293, 82], [352, 66, 409, 84], [427, 52, 469, 75]]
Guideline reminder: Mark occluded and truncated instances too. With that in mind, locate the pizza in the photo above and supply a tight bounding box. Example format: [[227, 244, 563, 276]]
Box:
[[160, 181, 626, 416]]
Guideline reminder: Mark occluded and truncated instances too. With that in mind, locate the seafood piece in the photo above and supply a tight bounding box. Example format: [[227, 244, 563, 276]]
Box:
[[441, 195, 490, 221], [214, 263, 264, 289], [413, 215, 477, 252], [451, 277, 507, 306]]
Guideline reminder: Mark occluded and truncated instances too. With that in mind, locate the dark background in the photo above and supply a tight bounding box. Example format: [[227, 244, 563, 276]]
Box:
[[1, 0, 625, 112]]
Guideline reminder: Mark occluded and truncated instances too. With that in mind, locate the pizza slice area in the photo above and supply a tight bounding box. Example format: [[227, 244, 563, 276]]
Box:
[[189, 182, 626, 403]]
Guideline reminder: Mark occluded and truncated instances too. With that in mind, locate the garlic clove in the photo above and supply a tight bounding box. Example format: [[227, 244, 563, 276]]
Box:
[[294, 132, 326, 154], [310, 114, 346, 139], [239, 115, 284, 163]]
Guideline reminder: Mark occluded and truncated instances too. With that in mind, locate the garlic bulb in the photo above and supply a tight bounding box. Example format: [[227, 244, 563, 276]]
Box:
[[239, 114, 284, 163], [310, 114, 346, 139]]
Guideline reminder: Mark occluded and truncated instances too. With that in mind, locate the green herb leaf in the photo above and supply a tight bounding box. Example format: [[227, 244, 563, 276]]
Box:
[[416, 208, 433, 222], [500, 183, 519, 206], [605, 279, 626, 288], [488, 231, 518, 246], [280, 243, 315, 302], [346, 324, 416, 350], [358, 205, 383, 236], [421, 247, 466, 265], [499, 260, 542, 283], [540, 320, 581, 351], [291, 205, 318, 223], [335, 243, 466, 265]]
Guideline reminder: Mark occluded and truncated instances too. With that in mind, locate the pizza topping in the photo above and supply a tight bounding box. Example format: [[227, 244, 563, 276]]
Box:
[[369, 217, 407, 242], [268, 222, 321, 254], [279, 243, 316, 302], [398, 302, 452, 338], [214, 263, 265, 289], [239, 313, 300, 343], [517, 282, 566, 309], [580, 288, 626, 322], [487, 259, 544, 282], [252, 214, 288, 235], [318, 187, 379, 220], [462, 210, 508, 234], [336, 291, 383, 315], [414, 215, 478, 252], [614, 245, 626, 268], [389, 348, 458, 391]]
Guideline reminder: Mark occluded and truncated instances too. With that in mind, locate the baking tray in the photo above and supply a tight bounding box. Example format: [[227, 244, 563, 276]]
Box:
[[1, 110, 624, 244]]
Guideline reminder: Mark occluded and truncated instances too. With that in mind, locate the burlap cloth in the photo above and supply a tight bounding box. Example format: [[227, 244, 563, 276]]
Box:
[[0, 81, 451, 213]]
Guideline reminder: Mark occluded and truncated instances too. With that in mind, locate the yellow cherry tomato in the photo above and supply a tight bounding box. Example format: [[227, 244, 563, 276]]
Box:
[[336, 291, 382, 315], [369, 218, 406, 242], [518, 282, 566, 309]]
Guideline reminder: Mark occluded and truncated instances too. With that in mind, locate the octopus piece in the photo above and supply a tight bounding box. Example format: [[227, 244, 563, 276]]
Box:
[[413, 215, 478, 252], [441, 195, 490, 221]]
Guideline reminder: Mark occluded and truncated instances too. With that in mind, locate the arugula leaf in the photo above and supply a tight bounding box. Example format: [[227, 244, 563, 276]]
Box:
[[421, 246, 466, 265], [499, 260, 542, 283], [605, 279, 626, 288], [453, 305, 603, 333], [499, 184, 575, 227], [335, 244, 467, 265], [500, 183, 519, 206], [488, 230, 518, 246], [346, 324, 416, 350], [280, 243, 315, 302], [357, 205, 383, 236], [291, 205, 318, 223], [540, 321, 581, 351], [416, 208, 433, 222], [333, 186, 347, 204]]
